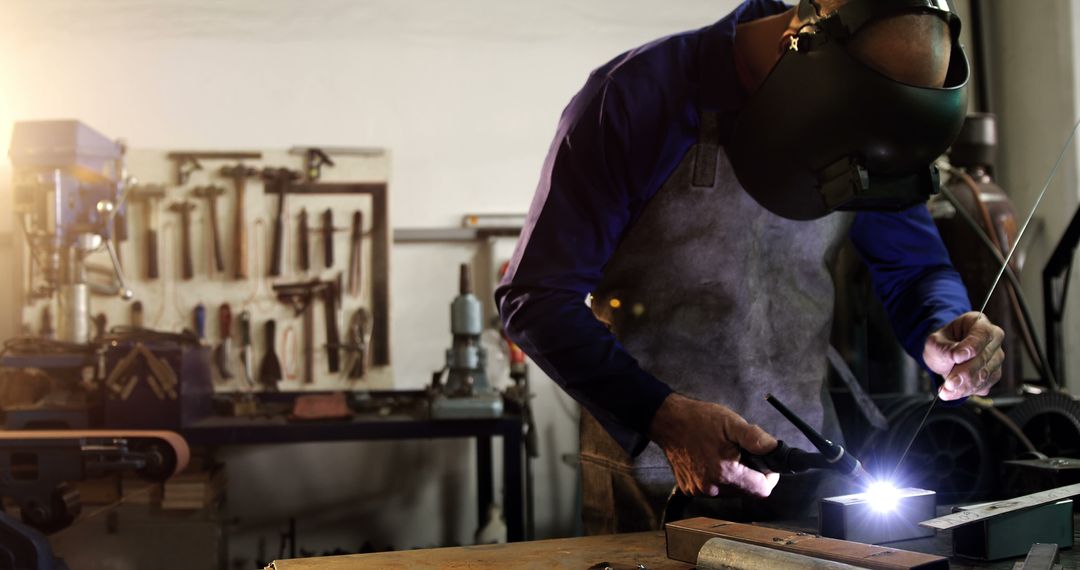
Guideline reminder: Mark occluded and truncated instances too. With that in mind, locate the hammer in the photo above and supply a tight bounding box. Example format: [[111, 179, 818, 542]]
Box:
[[191, 185, 227, 273], [262, 168, 301, 277], [129, 184, 166, 280], [168, 201, 197, 280], [219, 164, 260, 280]]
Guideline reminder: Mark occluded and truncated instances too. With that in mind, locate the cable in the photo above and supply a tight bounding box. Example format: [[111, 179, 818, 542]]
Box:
[[981, 118, 1080, 314], [939, 183, 1060, 390], [949, 171, 1049, 380], [965, 396, 1042, 457]]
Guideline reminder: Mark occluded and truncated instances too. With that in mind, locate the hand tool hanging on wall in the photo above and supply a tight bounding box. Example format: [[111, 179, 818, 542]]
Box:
[[297, 208, 310, 272], [288, 146, 386, 182], [193, 303, 206, 342], [258, 319, 283, 391], [273, 278, 340, 382], [348, 210, 363, 297], [129, 185, 166, 280], [238, 310, 254, 387], [113, 204, 128, 271], [131, 301, 144, 329], [167, 151, 262, 186], [215, 303, 234, 379], [261, 178, 390, 367], [345, 307, 370, 379], [219, 164, 260, 280], [324, 274, 342, 373], [40, 306, 54, 339], [92, 313, 107, 342], [296, 147, 334, 182], [262, 168, 302, 277], [321, 209, 334, 269], [191, 185, 227, 273], [168, 201, 196, 280]]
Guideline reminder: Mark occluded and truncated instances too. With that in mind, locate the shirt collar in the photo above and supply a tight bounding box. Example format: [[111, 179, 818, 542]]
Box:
[[698, 0, 790, 113]]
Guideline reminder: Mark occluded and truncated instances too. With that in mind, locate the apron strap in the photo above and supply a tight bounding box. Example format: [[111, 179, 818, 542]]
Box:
[[692, 111, 722, 188]]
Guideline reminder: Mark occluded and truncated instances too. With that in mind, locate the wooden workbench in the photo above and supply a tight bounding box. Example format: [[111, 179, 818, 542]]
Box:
[[268, 531, 691, 569], [269, 513, 1080, 569]]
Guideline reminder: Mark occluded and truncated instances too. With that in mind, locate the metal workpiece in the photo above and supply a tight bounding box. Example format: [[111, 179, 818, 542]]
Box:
[[666, 516, 949, 569], [697, 537, 863, 570], [1014, 543, 1063, 570], [819, 488, 936, 545], [951, 498, 1074, 561]]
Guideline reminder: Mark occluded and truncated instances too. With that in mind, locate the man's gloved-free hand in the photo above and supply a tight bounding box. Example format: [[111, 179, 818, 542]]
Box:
[[923, 311, 1005, 400], [649, 393, 780, 497]]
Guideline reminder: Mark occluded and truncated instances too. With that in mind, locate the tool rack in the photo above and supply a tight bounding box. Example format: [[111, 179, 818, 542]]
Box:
[[16, 147, 393, 392]]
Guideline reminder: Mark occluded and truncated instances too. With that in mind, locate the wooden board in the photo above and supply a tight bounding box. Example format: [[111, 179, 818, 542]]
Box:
[[268, 531, 691, 570]]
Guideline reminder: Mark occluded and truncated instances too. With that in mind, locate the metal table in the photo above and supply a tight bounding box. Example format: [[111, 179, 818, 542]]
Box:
[[180, 411, 526, 542]]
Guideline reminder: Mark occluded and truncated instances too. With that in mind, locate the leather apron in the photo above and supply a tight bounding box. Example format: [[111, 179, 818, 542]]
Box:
[[581, 112, 855, 534]]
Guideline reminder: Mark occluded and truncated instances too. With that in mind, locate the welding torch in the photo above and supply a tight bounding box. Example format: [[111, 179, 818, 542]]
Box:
[[746, 393, 873, 485], [662, 393, 873, 524]]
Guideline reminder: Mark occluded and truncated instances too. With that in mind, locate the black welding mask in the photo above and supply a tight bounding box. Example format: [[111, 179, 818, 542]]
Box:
[[727, 0, 969, 220]]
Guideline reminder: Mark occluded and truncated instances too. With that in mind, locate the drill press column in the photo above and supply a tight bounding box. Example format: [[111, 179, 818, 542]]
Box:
[[446, 264, 485, 395], [431, 264, 503, 419]]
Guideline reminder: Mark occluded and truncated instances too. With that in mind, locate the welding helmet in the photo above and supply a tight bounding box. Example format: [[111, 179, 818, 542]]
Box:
[[727, 0, 969, 220]]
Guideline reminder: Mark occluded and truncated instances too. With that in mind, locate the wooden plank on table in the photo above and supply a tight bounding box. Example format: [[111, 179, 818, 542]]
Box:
[[268, 531, 691, 570]]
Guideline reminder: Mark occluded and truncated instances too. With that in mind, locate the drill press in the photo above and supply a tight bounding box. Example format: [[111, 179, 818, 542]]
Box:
[[430, 264, 504, 419], [9, 120, 135, 342]]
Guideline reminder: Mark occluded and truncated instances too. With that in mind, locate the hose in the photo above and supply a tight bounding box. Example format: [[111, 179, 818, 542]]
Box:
[[938, 180, 1060, 391], [954, 171, 1047, 381]]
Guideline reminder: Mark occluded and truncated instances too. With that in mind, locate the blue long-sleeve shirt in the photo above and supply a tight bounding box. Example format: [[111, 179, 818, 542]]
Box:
[[496, 0, 971, 456]]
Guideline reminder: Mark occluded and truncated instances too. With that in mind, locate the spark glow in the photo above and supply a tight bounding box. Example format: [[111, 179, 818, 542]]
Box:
[[865, 481, 902, 513]]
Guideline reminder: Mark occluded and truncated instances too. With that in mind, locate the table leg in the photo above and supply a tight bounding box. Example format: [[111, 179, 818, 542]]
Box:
[[503, 424, 524, 542], [476, 435, 493, 534]]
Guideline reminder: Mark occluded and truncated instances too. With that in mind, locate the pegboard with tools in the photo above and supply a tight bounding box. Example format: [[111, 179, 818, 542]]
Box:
[[18, 146, 393, 391]]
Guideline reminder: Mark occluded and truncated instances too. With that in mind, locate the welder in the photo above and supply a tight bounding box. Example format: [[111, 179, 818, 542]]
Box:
[[497, 0, 1005, 534]]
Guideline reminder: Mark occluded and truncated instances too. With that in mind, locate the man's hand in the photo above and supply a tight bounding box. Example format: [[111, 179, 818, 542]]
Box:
[[923, 312, 1005, 400], [650, 393, 780, 497]]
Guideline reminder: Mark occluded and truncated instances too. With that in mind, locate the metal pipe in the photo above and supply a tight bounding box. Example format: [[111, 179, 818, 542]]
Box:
[[696, 537, 863, 570]]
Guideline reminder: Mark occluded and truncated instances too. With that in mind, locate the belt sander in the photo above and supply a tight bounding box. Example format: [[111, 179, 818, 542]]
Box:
[[0, 430, 189, 569]]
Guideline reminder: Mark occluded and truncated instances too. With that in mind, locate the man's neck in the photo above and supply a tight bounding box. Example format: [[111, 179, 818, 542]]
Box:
[[733, 8, 796, 94]]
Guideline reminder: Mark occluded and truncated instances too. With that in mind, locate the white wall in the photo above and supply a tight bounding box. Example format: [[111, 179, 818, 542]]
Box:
[[0, 0, 740, 564], [986, 0, 1080, 393]]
